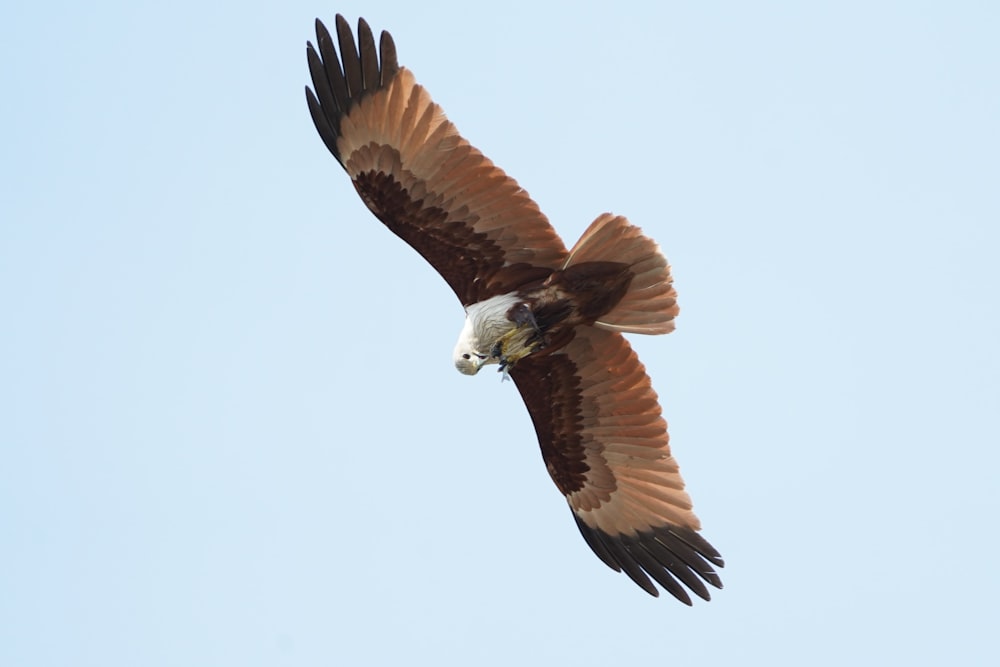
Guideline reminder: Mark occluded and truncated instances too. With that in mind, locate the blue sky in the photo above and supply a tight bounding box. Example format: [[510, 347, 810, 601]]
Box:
[[2, 1, 998, 665]]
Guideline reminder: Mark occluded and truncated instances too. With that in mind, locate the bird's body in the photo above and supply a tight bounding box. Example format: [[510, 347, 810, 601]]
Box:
[[305, 15, 723, 604], [453, 293, 524, 375], [455, 225, 668, 376]]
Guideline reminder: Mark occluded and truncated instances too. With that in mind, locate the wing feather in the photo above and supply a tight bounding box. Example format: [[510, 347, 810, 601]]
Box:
[[306, 15, 566, 304], [378, 31, 399, 85], [335, 15, 364, 98], [510, 327, 723, 603], [357, 19, 380, 90], [316, 20, 350, 113]]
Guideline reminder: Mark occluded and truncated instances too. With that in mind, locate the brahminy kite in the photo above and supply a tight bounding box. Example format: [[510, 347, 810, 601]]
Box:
[[305, 15, 723, 604]]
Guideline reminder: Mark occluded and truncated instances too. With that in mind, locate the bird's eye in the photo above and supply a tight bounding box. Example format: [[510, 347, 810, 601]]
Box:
[[462, 353, 471, 359]]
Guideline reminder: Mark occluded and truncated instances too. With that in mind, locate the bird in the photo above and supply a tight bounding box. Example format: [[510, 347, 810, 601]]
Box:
[[304, 14, 723, 604]]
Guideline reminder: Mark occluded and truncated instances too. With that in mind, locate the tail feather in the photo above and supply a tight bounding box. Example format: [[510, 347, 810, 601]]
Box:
[[564, 214, 678, 335]]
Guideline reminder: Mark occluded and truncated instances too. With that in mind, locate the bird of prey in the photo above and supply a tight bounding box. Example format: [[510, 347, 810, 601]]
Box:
[[305, 15, 723, 604]]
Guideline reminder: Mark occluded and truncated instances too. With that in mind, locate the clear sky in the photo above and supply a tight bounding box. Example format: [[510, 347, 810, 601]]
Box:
[[2, 1, 998, 665]]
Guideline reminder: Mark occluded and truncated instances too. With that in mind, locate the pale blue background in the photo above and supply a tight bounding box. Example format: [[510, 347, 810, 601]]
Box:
[[3, 1, 998, 665]]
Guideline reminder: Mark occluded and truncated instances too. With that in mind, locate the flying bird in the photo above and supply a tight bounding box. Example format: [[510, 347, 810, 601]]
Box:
[[305, 15, 723, 604]]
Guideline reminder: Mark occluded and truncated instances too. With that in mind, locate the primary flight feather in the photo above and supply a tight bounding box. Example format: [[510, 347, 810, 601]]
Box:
[[305, 14, 723, 604]]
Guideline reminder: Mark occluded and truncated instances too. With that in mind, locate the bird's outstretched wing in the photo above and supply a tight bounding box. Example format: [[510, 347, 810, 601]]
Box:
[[306, 16, 568, 305], [510, 327, 723, 603]]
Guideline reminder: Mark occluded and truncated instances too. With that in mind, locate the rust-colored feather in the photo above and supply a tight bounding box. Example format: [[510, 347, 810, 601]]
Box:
[[305, 15, 568, 305], [566, 214, 680, 335], [510, 327, 722, 603]]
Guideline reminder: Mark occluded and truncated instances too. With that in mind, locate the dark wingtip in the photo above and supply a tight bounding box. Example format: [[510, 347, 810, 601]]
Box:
[[379, 30, 399, 84], [305, 15, 401, 166], [573, 514, 723, 604], [333, 13, 350, 34]]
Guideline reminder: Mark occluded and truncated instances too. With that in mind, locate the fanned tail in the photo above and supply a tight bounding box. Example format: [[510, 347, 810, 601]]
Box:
[[563, 214, 678, 335]]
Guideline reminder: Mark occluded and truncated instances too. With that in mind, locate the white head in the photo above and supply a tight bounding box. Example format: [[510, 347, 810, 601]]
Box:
[[453, 316, 487, 375], [454, 350, 487, 375]]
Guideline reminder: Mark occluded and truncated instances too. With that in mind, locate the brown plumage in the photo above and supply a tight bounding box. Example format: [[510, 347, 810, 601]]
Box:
[[305, 15, 722, 603]]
